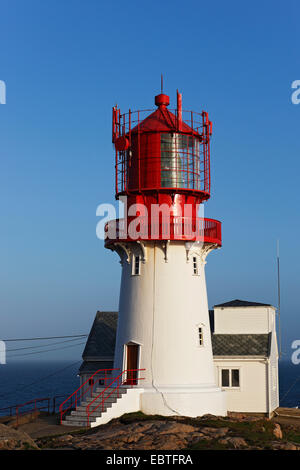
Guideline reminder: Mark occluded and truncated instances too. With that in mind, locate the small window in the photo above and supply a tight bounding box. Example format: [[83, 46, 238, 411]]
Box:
[[88, 379, 94, 386], [198, 327, 204, 346], [231, 369, 240, 387], [193, 256, 198, 275], [98, 379, 104, 386], [221, 369, 230, 387], [221, 369, 240, 388], [132, 255, 140, 275]]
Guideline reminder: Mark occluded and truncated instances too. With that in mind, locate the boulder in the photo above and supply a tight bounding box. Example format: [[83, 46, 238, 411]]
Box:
[[0, 423, 38, 450], [57, 434, 73, 442], [271, 441, 298, 451], [273, 423, 283, 439], [158, 422, 197, 435], [201, 426, 229, 438], [219, 437, 248, 449]]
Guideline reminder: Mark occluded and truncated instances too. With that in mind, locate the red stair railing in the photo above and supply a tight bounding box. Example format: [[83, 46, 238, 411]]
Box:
[[86, 368, 145, 426], [59, 368, 119, 424]]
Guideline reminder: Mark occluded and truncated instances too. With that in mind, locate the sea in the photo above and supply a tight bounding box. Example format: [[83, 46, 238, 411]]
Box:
[[0, 359, 299, 414]]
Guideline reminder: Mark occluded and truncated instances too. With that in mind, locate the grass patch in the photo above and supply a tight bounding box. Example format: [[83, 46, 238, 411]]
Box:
[[284, 431, 300, 445], [188, 439, 229, 450], [22, 441, 39, 450], [220, 419, 274, 443], [119, 412, 171, 424], [191, 418, 278, 449]]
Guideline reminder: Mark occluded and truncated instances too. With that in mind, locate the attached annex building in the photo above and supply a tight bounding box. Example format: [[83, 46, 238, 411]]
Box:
[[79, 299, 279, 416], [211, 299, 279, 415]]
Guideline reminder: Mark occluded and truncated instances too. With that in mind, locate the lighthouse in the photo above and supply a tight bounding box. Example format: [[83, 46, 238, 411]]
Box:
[[106, 88, 227, 417]]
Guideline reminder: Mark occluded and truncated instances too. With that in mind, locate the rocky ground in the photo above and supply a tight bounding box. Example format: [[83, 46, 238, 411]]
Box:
[[1, 412, 297, 451], [0, 423, 38, 450]]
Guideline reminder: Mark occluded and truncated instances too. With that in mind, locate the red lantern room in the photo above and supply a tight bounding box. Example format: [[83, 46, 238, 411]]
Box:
[[106, 88, 221, 246], [113, 90, 211, 199]]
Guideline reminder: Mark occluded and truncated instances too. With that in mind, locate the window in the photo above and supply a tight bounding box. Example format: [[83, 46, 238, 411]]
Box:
[[231, 369, 240, 387], [132, 254, 140, 275], [221, 369, 229, 387], [88, 379, 94, 386], [160, 133, 201, 190], [193, 256, 198, 275], [198, 327, 204, 346], [221, 369, 240, 388]]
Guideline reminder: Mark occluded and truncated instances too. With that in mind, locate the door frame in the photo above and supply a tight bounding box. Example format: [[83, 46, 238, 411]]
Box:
[[123, 342, 141, 385]]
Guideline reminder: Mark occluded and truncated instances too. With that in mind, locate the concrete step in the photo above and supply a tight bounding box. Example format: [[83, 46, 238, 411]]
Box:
[[64, 421, 89, 427], [82, 395, 119, 404], [71, 404, 113, 417], [92, 395, 121, 403], [94, 386, 128, 393], [81, 391, 126, 403], [74, 402, 113, 413], [62, 420, 87, 427], [63, 415, 96, 427], [76, 398, 115, 410], [93, 389, 127, 398]]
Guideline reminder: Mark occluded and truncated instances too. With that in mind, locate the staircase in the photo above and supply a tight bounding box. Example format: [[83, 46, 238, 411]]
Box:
[[63, 386, 129, 427], [60, 368, 145, 428]]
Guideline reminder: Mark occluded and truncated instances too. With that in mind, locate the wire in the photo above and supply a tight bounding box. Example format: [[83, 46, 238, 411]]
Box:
[[7, 337, 86, 352], [0, 360, 82, 399], [3, 334, 88, 342], [7, 341, 86, 358], [279, 373, 300, 405]]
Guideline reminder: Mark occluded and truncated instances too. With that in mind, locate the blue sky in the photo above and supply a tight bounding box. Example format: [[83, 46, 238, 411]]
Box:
[[0, 0, 299, 361]]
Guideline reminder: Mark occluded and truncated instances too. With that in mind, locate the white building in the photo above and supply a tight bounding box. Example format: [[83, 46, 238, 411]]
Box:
[[78, 298, 279, 419], [211, 299, 279, 416]]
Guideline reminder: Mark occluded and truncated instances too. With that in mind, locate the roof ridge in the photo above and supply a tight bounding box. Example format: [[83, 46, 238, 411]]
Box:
[[214, 299, 272, 308]]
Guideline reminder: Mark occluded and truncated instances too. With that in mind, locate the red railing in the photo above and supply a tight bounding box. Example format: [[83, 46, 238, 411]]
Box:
[[0, 394, 77, 427], [86, 369, 145, 426], [112, 106, 211, 198], [59, 369, 119, 424], [14, 398, 50, 427], [113, 108, 209, 142], [105, 216, 222, 246]]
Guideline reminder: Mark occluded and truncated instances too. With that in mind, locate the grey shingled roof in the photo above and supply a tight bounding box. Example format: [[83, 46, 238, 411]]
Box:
[[79, 360, 114, 374], [214, 299, 271, 308], [212, 333, 271, 356], [82, 311, 118, 360]]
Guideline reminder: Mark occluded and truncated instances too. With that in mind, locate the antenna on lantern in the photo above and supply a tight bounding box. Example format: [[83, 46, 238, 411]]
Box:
[[161, 74, 163, 94], [177, 89, 182, 131]]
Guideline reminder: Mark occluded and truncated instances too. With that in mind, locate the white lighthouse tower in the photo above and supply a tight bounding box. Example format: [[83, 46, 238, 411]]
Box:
[[105, 89, 226, 417]]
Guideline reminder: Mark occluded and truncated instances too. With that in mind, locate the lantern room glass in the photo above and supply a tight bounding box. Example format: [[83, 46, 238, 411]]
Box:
[[160, 133, 201, 190]]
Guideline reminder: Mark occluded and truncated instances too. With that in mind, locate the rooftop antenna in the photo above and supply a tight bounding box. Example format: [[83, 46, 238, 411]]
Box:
[[161, 74, 163, 94], [277, 240, 282, 359]]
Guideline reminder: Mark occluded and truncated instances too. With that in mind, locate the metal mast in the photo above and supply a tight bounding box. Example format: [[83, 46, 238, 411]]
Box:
[[277, 240, 282, 359]]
